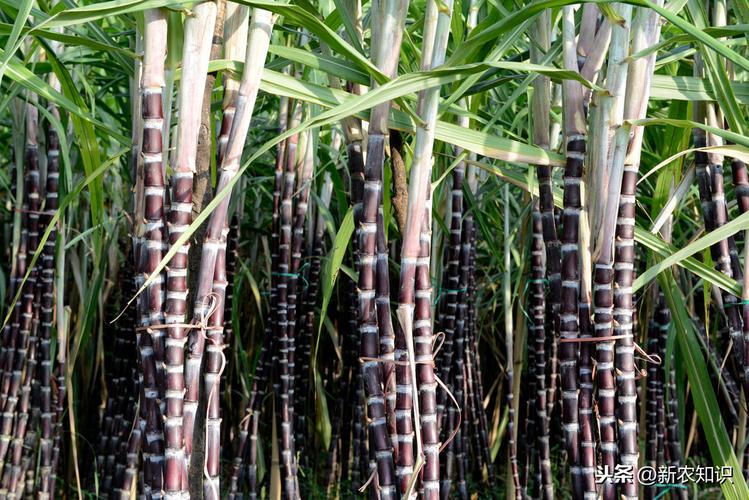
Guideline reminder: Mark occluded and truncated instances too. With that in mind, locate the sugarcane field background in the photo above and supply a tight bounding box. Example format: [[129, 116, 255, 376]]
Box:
[[8, 0, 749, 498]]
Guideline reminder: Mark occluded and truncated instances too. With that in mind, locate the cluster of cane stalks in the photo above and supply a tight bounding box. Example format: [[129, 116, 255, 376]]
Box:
[[0, 50, 64, 497], [8, 0, 749, 498]]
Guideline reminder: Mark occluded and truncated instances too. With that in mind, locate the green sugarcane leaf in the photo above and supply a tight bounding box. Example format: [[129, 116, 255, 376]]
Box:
[[2, 148, 128, 330], [649, 74, 749, 104], [313, 366, 332, 448], [629, 117, 749, 149], [46, 47, 104, 239], [629, 25, 749, 63], [0, 23, 137, 58], [685, 0, 747, 135], [659, 273, 749, 500], [328, 0, 364, 54], [633, 212, 749, 293], [267, 45, 369, 85], [0, 0, 33, 86], [0, 49, 123, 140], [317, 208, 354, 339], [450, 0, 749, 74]]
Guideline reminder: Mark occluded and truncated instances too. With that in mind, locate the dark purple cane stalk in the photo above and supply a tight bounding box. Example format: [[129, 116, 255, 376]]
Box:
[[231, 93, 290, 500], [455, 364, 469, 500], [658, 299, 688, 500], [273, 99, 302, 498], [203, 225, 229, 499], [529, 205, 554, 499], [414, 203, 440, 499], [37, 97, 59, 500], [396, 0, 454, 495], [215, 4, 246, 446], [188, 15, 273, 492], [287, 128, 315, 460], [357, 1, 409, 496], [500, 185, 520, 500], [445, 214, 472, 495], [137, 236, 166, 498], [466, 212, 493, 484], [109, 282, 140, 497], [221, 217, 239, 448], [694, 117, 745, 386], [0, 104, 40, 475], [577, 294, 596, 500], [559, 9, 587, 492], [136, 10, 171, 497], [437, 137, 466, 428], [6, 281, 40, 495], [297, 172, 333, 461], [438, 138, 468, 498], [168, 3, 217, 478], [593, 251, 616, 500], [644, 308, 661, 500], [732, 159, 749, 215], [614, 159, 639, 500], [50, 237, 67, 500], [240, 332, 272, 499]]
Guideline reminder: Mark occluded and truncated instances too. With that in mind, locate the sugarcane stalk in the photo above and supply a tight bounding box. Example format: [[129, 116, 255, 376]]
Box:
[[615, 5, 662, 497], [297, 169, 333, 459], [203, 223, 229, 499], [559, 8, 586, 496], [0, 102, 40, 495], [167, 2, 217, 482], [131, 9, 173, 499], [238, 92, 289, 500], [690, 49, 747, 389], [500, 184, 520, 500], [395, 1, 454, 496], [285, 126, 315, 473], [187, 12, 273, 484], [218, 3, 249, 165], [529, 202, 553, 499], [528, 11, 554, 498], [37, 88, 60, 500], [359, 0, 409, 496], [645, 296, 662, 500], [659, 297, 688, 500], [216, 12, 249, 422]]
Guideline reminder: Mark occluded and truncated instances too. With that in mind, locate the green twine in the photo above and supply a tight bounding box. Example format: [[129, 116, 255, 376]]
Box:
[[527, 278, 549, 284], [433, 286, 469, 306], [271, 262, 311, 291], [523, 277, 549, 295], [723, 299, 749, 308]]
